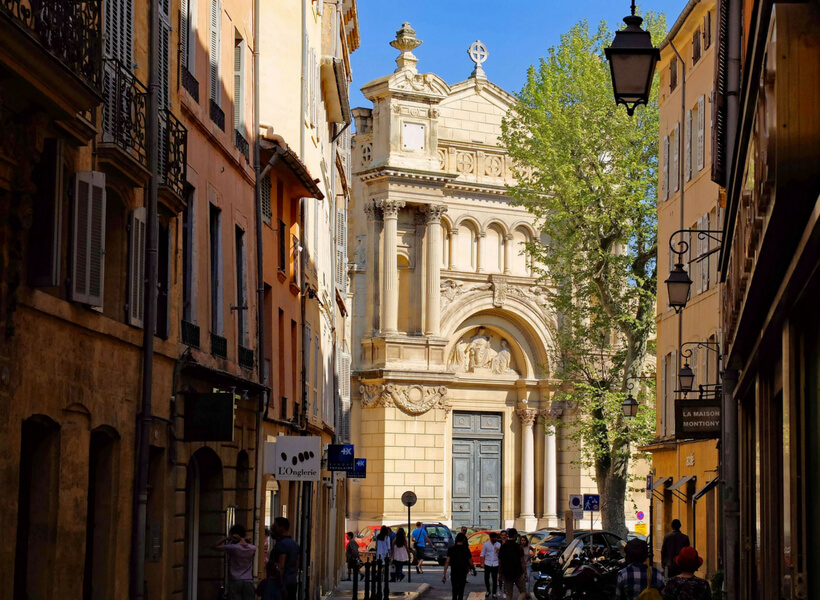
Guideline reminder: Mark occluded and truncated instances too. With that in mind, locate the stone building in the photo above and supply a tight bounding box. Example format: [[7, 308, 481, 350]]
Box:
[[347, 24, 648, 531]]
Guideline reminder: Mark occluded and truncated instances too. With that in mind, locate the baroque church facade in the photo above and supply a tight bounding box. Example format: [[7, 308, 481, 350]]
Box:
[[347, 24, 643, 531]]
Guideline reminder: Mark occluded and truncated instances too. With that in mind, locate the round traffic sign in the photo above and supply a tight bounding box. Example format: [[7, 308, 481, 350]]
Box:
[[401, 491, 418, 507], [637, 511, 645, 521], [569, 495, 583, 509]]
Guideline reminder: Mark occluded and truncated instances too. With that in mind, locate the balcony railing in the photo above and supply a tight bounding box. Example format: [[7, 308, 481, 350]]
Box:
[[181, 320, 200, 348], [238, 345, 254, 370], [211, 333, 227, 359], [160, 109, 187, 199], [101, 58, 147, 167], [1, 0, 103, 90], [181, 66, 199, 102], [235, 129, 249, 161], [209, 99, 225, 131]]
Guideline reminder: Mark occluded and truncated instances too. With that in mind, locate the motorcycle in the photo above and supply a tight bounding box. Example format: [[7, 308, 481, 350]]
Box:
[[532, 538, 623, 599]]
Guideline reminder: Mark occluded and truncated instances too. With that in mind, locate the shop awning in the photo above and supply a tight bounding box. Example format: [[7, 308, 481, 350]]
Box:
[[650, 476, 672, 491], [693, 478, 718, 501], [668, 475, 697, 491]]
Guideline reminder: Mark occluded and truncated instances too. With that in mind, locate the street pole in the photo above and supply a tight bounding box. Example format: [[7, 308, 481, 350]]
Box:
[[407, 506, 411, 583]]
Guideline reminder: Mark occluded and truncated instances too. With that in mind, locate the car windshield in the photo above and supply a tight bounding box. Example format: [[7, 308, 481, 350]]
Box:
[[527, 532, 548, 544], [425, 526, 451, 538], [536, 533, 566, 546]]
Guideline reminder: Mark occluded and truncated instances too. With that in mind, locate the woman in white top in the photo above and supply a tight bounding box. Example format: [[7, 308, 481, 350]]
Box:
[[480, 532, 501, 599], [391, 528, 410, 582], [376, 526, 392, 568]]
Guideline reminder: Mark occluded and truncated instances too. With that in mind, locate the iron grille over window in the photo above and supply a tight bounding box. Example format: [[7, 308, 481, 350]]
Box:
[[211, 332, 227, 358], [160, 109, 187, 199], [278, 219, 287, 271], [209, 98, 225, 130], [181, 320, 200, 347], [235, 129, 249, 160], [182, 65, 199, 102], [238, 345, 254, 370], [261, 176, 271, 224]]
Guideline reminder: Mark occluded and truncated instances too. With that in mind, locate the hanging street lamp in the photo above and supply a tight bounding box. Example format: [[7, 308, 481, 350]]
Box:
[[622, 375, 655, 418], [665, 262, 693, 312], [605, 0, 661, 116], [678, 363, 695, 392]]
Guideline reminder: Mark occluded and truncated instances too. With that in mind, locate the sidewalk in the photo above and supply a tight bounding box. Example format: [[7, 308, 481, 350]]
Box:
[[327, 578, 431, 600]]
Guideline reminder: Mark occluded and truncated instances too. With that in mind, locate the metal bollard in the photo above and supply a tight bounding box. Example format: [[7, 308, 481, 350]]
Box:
[[374, 558, 382, 600], [352, 560, 360, 600], [383, 559, 390, 598], [363, 561, 371, 600]]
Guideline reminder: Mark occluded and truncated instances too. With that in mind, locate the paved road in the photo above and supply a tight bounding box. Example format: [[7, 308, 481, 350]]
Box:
[[398, 564, 526, 600]]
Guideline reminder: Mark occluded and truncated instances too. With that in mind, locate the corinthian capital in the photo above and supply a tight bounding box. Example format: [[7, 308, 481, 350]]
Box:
[[516, 408, 539, 426], [364, 201, 381, 221], [420, 204, 448, 224], [376, 199, 406, 218]]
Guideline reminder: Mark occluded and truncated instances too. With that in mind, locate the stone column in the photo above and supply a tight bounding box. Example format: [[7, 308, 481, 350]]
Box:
[[379, 199, 404, 333], [503, 234, 513, 274], [448, 228, 459, 270], [364, 201, 381, 334], [414, 210, 427, 335], [476, 231, 486, 273], [544, 423, 558, 521], [517, 408, 538, 523], [421, 205, 447, 336]]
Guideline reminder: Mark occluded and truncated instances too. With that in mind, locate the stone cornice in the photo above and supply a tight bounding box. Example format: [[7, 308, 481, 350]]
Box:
[[356, 165, 459, 184]]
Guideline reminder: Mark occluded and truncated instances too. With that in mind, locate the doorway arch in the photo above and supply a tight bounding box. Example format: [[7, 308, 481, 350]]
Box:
[[184, 447, 224, 600]]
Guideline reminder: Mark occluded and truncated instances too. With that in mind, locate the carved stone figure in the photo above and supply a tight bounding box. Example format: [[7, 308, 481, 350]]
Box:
[[449, 340, 469, 372], [353, 235, 366, 266], [468, 327, 496, 371], [491, 339, 513, 374]]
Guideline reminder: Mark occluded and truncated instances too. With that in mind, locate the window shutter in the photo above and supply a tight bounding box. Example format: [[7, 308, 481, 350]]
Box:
[[180, 0, 189, 68], [302, 33, 309, 122], [209, 0, 221, 105], [691, 347, 699, 391], [336, 207, 347, 294], [660, 353, 667, 434], [685, 110, 692, 182], [672, 123, 680, 192], [712, 0, 728, 185], [234, 41, 243, 131], [261, 175, 271, 224], [71, 171, 106, 307], [29, 138, 64, 287], [104, 0, 134, 65], [662, 135, 669, 201], [703, 213, 711, 291], [309, 48, 318, 127], [697, 95, 705, 171], [158, 1, 171, 109], [127, 206, 147, 327], [669, 350, 677, 435], [339, 352, 351, 441], [313, 336, 320, 418]]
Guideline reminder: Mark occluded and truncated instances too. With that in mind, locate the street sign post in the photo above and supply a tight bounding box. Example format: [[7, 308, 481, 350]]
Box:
[[401, 491, 417, 582], [583, 494, 601, 530], [569, 494, 584, 521]]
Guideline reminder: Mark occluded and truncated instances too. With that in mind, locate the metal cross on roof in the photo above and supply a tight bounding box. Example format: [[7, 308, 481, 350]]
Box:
[[469, 40, 489, 65]]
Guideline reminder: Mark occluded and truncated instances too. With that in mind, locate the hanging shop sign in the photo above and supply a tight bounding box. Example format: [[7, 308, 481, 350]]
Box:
[[328, 444, 355, 473], [352, 458, 367, 479], [675, 399, 721, 440], [272, 436, 322, 481]]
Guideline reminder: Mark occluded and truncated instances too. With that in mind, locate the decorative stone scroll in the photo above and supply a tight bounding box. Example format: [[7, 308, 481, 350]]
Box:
[[359, 383, 450, 415]]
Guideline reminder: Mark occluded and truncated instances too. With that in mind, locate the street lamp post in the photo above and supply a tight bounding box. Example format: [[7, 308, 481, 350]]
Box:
[[622, 375, 655, 418], [666, 229, 724, 312], [677, 340, 722, 394]]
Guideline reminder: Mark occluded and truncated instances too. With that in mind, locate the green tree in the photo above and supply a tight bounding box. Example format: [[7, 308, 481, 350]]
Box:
[[501, 16, 666, 536]]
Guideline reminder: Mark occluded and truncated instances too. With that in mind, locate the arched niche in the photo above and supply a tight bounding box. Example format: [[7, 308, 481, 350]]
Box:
[[484, 224, 504, 274], [512, 226, 532, 276], [397, 254, 412, 334], [456, 220, 478, 272]]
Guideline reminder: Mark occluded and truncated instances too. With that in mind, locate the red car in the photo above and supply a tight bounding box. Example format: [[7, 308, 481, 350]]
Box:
[[467, 530, 495, 564]]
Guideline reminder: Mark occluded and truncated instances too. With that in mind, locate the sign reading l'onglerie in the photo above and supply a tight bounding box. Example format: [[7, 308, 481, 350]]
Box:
[[328, 444, 355, 473], [272, 436, 322, 481], [675, 399, 721, 440]]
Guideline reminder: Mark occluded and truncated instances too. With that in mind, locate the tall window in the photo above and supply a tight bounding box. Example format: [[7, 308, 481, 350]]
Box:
[[180, 0, 197, 74], [158, 0, 171, 108], [233, 31, 245, 133], [209, 0, 222, 106], [692, 26, 702, 65], [182, 192, 196, 323], [235, 225, 247, 346], [209, 204, 223, 334], [670, 56, 678, 92], [157, 222, 171, 338], [104, 0, 134, 64]]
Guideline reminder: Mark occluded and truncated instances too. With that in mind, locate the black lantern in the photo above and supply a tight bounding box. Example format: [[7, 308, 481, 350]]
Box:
[[665, 263, 693, 312], [605, 3, 660, 116], [622, 393, 639, 418], [679, 363, 695, 392]]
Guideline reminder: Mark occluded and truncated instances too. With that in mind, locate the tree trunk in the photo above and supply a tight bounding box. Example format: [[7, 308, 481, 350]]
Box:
[[596, 437, 630, 537]]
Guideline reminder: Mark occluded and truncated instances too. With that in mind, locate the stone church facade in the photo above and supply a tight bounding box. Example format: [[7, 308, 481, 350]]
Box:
[[347, 24, 603, 531]]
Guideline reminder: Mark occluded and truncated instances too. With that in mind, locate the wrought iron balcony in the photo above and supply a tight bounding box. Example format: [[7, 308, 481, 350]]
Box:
[[211, 333, 227, 359], [101, 58, 147, 168], [160, 109, 187, 200], [209, 99, 225, 131], [238, 345, 254, 370], [181, 320, 200, 348], [181, 65, 199, 102], [235, 129, 249, 161], [1, 0, 103, 92]]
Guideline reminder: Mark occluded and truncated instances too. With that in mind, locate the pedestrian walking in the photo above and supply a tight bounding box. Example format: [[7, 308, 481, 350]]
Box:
[[391, 527, 410, 582], [661, 520, 691, 578], [520, 536, 534, 595], [442, 532, 474, 600], [344, 531, 359, 581], [661, 547, 710, 600], [614, 539, 664, 600], [480, 531, 500, 599], [411, 522, 432, 574], [498, 530, 508, 597], [212, 524, 257, 600], [376, 524, 392, 579], [270, 516, 300, 600], [498, 529, 529, 600]]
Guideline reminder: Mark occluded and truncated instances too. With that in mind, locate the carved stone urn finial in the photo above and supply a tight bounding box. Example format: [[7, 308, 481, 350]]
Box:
[[390, 22, 422, 73]]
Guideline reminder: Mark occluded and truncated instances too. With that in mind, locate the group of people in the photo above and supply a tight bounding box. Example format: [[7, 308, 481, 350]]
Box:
[[615, 519, 712, 600], [446, 528, 534, 600], [212, 516, 300, 600], [344, 524, 415, 583]]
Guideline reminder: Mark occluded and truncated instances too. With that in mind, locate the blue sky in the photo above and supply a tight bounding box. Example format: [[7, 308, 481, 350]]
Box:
[[350, 0, 686, 109]]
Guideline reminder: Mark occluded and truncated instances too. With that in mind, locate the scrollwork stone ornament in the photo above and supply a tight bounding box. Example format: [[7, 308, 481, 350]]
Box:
[[360, 383, 449, 415], [359, 384, 385, 408]]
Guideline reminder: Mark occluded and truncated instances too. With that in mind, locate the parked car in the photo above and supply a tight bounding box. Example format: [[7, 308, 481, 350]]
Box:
[[354, 525, 382, 552], [467, 530, 495, 564], [531, 529, 595, 559], [412, 523, 454, 565], [523, 531, 552, 546]]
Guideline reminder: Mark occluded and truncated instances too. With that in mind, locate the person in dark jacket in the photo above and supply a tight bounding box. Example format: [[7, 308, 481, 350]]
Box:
[[498, 529, 528, 600], [442, 532, 474, 600], [344, 532, 359, 581], [660, 519, 690, 578]]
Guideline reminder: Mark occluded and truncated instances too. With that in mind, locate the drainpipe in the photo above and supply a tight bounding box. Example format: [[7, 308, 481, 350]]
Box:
[[131, 0, 160, 595], [252, 0, 266, 580]]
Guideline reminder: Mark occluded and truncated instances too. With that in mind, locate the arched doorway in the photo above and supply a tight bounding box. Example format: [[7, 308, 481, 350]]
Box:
[[184, 448, 224, 600]]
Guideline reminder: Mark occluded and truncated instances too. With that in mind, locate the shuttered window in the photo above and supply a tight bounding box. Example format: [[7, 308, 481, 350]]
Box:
[[693, 218, 702, 296], [71, 171, 106, 307], [234, 36, 245, 132], [668, 350, 677, 436], [672, 123, 680, 193], [711, 0, 729, 185], [159, 3, 171, 109], [313, 335, 320, 418], [104, 0, 133, 64], [336, 207, 347, 294], [703, 12, 712, 49], [302, 33, 310, 123], [660, 354, 667, 435], [702, 213, 711, 292], [309, 47, 318, 128], [127, 206, 146, 327], [697, 95, 705, 171], [662, 135, 669, 201], [209, 203, 223, 334], [181, 0, 197, 72], [235, 225, 248, 347], [157, 222, 172, 338], [261, 174, 271, 224], [338, 352, 351, 441], [29, 138, 64, 287], [685, 109, 692, 182], [209, 0, 222, 105]]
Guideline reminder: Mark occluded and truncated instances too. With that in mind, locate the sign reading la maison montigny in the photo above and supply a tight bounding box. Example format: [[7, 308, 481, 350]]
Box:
[[675, 399, 721, 440], [269, 436, 322, 481]]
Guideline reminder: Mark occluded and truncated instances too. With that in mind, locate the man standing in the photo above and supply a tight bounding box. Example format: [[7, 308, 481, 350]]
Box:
[[410, 522, 431, 574], [212, 524, 257, 600], [498, 529, 528, 600], [661, 519, 690, 577], [271, 516, 300, 600], [480, 531, 501, 599], [615, 539, 664, 599]]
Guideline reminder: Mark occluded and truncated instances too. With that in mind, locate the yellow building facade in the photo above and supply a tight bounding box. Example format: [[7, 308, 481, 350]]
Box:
[[649, 0, 721, 579]]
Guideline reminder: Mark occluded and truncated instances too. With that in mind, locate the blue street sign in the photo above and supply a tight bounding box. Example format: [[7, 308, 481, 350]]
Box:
[[583, 494, 600, 511], [352, 458, 367, 479], [328, 444, 355, 472]]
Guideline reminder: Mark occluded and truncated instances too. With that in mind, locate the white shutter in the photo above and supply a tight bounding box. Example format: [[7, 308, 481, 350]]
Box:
[[336, 207, 347, 294], [340, 352, 351, 441], [672, 123, 680, 192], [181, 0, 197, 71], [261, 175, 271, 224], [105, 0, 133, 65], [685, 110, 692, 182], [691, 347, 699, 392], [302, 33, 310, 122], [702, 213, 710, 292], [310, 48, 318, 127], [660, 354, 667, 434], [234, 40, 244, 131], [662, 135, 669, 201], [669, 350, 677, 436], [128, 206, 147, 327], [71, 171, 106, 307], [209, 0, 221, 105], [697, 95, 705, 171]]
